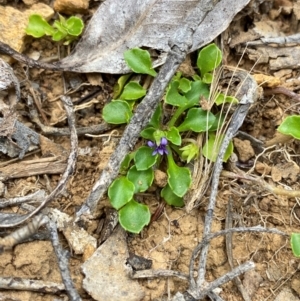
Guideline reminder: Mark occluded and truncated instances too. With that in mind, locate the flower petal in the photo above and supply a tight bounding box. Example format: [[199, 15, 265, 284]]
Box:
[[160, 137, 168, 146], [147, 141, 155, 148], [152, 150, 158, 156]]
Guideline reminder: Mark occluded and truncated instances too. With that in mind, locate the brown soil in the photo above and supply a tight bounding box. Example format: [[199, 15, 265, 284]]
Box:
[[1, 1, 300, 301]]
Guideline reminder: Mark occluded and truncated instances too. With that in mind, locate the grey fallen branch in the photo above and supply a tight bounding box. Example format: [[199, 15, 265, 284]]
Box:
[[194, 70, 258, 291], [0, 95, 78, 228], [0, 214, 48, 252], [75, 0, 218, 220], [225, 199, 251, 301], [187, 226, 287, 299], [132, 269, 189, 281], [27, 96, 114, 136], [0, 276, 65, 293], [0, 189, 46, 209], [47, 217, 82, 301], [246, 33, 300, 46]]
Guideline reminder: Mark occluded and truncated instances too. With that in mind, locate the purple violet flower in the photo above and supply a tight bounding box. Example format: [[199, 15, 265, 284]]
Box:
[[147, 137, 168, 156]]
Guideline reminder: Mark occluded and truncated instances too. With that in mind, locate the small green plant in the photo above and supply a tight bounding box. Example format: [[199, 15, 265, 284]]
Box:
[[103, 44, 236, 233], [291, 233, 300, 257], [277, 115, 300, 140], [278, 116, 300, 257], [25, 14, 84, 45]]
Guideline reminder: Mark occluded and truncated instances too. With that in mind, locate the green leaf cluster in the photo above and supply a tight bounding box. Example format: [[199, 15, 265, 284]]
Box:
[[105, 43, 238, 233], [26, 14, 84, 45]]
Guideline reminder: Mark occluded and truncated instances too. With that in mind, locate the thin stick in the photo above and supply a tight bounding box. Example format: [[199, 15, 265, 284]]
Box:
[[27, 95, 114, 136], [132, 269, 189, 281], [194, 262, 255, 300], [0, 190, 46, 209], [225, 199, 251, 301], [0, 214, 48, 252], [47, 218, 82, 301], [188, 226, 287, 291], [0, 276, 65, 293], [196, 71, 258, 287]]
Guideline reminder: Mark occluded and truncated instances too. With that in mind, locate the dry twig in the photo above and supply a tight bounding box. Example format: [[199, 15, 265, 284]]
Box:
[[47, 217, 81, 301], [195, 70, 258, 291], [0, 276, 65, 293]]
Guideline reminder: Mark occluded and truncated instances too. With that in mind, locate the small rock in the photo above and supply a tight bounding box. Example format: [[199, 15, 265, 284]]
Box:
[[154, 169, 167, 188], [242, 270, 263, 297], [271, 165, 282, 182], [274, 287, 300, 301], [127, 253, 152, 271], [255, 161, 271, 175], [53, 0, 89, 15], [291, 276, 300, 297], [233, 138, 255, 162], [22, 0, 39, 6], [0, 4, 54, 62], [82, 226, 145, 301]]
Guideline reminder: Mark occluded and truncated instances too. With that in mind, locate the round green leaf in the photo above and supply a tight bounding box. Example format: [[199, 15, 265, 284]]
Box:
[[184, 80, 210, 107], [102, 100, 132, 124], [148, 103, 162, 128], [134, 146, 158, 170], [209, 112, 225, 132], [177, 108, 216, 132], [113, 74, 131, 99], [161, 184, 184, 207], [127, 166, 154, 193], [291, 233, 300, 257], [119, 200, 151, 233], [202, 134, 233, 162], [108, 177, 135, 210], [140, 127, 156, 140], [65, 16, 84, 36], [278, 115, 300, 140], [165, 80, 188, 107], [166, 127, 181, 146], [124, 48, 157, 76], [25, 14, 54, 38], [167, 157, 191, 197], [215, 93, 239, 106], [197, 43, 222, 76], [202, 73, 213, 84], [120, 153, 135, 174], [52, 30, 66, 42], [178, 78, 191, 93], [120, 82, 146, 100]]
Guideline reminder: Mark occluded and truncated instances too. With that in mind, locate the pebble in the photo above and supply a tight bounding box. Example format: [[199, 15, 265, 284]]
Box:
[[53, 0, 90, 15], [82, 226, 145, 301], [0, 3, 54, 62], [274, 287, 300, 301]]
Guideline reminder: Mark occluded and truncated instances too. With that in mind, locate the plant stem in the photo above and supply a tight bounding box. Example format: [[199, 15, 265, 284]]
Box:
[[168, 107, 185, 128]]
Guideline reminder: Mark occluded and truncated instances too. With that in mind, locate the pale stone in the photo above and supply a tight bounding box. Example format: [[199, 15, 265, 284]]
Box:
[[0, 4, 54, 62], [82, 226, 145, 301], [53, 0, 89, 15], [274, 287, 300, 301], [22, 0, 39, 6]]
